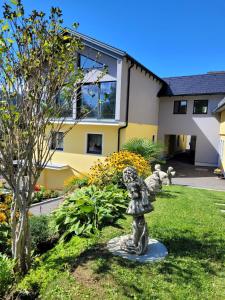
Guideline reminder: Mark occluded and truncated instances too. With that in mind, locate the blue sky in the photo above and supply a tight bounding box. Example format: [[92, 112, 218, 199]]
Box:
[[3, 0, 225, 77]]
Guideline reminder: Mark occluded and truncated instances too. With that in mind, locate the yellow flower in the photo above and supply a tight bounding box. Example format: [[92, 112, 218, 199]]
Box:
[[0, 212, 7, 223]]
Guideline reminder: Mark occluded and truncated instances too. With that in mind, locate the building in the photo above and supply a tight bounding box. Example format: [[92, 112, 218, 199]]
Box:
[[38, 32, 225, 189]]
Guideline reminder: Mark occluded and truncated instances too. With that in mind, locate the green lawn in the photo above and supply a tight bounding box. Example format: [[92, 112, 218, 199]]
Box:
[[18, 186, 225, 300]]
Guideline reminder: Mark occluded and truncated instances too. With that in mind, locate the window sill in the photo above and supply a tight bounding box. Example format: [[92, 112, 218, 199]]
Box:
[[51, 118, 126, 126]]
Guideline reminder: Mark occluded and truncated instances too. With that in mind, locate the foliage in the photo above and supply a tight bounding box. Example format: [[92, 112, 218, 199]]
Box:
[[88, 150, 151, 186], [33, 186, 60, 204], [0, 193, 12, 254], [16, 186, 225, 299], [0, 253, 14, 298], [0, 0, 95, 273], [122, 137, 164, 165], [64, 175, 89, 192], [30, 215, 58, 254], [52, 184, 128, 240]]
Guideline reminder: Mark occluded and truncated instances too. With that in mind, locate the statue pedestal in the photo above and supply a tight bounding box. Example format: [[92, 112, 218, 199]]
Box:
[[107, 235, 168, 263]]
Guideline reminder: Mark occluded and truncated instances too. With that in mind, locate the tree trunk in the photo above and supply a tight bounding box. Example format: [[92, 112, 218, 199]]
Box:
[[11, 192, 31, 275]]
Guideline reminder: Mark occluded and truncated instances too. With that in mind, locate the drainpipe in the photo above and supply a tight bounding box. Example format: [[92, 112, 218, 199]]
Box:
[[117, 61, 134, 151]]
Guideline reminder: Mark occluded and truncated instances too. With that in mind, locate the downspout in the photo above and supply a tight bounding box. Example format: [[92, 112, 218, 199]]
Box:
[[117, 61, 134, 151]]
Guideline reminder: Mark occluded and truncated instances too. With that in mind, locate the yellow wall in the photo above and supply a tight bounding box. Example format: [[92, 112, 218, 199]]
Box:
[[120, 123, 158, 145], [219, 111, 225, 171], [38, 122, 158, 189]]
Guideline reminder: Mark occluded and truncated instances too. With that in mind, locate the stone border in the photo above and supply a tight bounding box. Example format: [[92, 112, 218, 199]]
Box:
[[30, 196, 64, 207]]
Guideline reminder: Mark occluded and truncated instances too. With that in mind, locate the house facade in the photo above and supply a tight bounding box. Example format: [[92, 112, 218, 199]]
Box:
[[38, 32, 225, 189], [38, 32, 163, 189]]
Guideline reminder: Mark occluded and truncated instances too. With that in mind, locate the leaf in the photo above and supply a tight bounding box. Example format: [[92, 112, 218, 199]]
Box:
[[7, 38, 14, 44], [10, 0, 18, 5], [2, 24, 9, 31]]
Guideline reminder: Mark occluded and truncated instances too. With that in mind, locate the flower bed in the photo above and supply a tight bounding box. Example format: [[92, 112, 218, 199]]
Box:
[[33, 185, 62, 204]]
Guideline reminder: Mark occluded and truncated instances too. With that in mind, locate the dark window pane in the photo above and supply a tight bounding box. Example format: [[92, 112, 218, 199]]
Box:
[[80, 55, 103, 70], [78, 82, 116, 120], [51, 132, 64, 151], [174, 100, 187, 114], [193, 100, 208, 114], [87, 134, 102, 155], [56, 90, 73, 118], [80, 84, 99, 118], [99, 82, 116, 119]]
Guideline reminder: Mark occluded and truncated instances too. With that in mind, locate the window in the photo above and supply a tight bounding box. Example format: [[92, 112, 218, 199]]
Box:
[[51, 132, 64, 151], [87, 134, 102, 155], [173, 100, 187, 114], [79, 54, 104, 70], [78, 81, 116, 119], [56, 91, 73, 118], [193, 100, 208, 114]]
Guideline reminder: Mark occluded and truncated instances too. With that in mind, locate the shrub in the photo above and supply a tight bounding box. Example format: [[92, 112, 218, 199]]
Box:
[[52, 184, 128, 240], [0, 253, 14, 298], [30, 215, 58, 254], [32, 186, 60, 204], [122, 138, 164, 166], [88, 150, 151, 186], [64, 175, 89, 192]]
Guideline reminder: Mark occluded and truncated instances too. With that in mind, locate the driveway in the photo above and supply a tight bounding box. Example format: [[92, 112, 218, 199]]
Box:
[[166, 160, 225, 191], [30, 196, 64, 216]]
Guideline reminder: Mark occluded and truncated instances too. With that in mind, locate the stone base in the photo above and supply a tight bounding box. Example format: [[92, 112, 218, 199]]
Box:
[[107, 235, 168, 263]]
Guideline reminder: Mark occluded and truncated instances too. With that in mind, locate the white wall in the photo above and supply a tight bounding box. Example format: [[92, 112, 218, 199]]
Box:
[[158, 95, 224, 166]]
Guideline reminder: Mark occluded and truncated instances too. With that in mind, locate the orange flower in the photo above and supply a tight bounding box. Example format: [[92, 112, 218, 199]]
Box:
[[0, 212, 7, 223]]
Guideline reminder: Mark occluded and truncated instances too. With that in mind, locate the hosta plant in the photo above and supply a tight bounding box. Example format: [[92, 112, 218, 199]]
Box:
[[52, 184, 128, 240]]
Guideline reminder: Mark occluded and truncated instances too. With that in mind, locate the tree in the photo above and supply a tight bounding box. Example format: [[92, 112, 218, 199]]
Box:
[[0, 0, 103, 274]]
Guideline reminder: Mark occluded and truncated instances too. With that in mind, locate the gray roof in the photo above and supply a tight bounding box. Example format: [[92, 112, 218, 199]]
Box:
[[159, 73, 225, 96]]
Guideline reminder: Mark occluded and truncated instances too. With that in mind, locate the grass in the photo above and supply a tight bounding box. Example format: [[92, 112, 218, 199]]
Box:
[[17, 186, 225, 300]]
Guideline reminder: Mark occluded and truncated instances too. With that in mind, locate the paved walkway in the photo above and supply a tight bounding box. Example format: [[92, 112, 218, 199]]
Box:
[[166, 161, 225, 191], [30, 196, 64, 216]]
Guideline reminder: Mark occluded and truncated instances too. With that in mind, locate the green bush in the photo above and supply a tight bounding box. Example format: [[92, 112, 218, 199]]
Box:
[[0, 223, 11, 254], [52, 184, 128, 240], [0, 253, 14, 298], [30, 215, 58, 254], [64, 175, 89, 192], [122, 137, 164, 166]]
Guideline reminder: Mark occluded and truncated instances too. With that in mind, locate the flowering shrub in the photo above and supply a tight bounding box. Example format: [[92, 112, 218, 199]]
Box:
[[0, 193, 12, 254], [33, 186, 60, 204], [88, 150, 151, 186]]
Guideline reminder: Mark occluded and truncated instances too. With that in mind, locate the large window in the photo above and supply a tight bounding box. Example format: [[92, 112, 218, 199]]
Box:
[[193, 100, 208, 114], [79, 54, 104, 70], [173, 100, 187, 114], [51, 132, 64, 151], [78, 81, 116, 119], [86, 134, 102, 155], [56, 90, 73, 118]]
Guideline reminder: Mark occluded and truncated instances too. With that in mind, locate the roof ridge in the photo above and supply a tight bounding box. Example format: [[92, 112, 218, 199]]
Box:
[[163, 73, 225, 79]]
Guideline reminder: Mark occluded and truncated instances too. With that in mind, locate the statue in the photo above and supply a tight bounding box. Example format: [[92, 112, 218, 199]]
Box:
[[121, 167, 154, 255], [145, 170, 162, 195], [154, 164, 176, 186]]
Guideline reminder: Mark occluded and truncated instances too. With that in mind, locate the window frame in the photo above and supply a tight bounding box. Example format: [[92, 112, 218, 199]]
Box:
[[86, 133, 103, 155], [173, 100, 187, 114], [50, 131, 64, 151], [193, 100, 208, 115], [78, 54, 104, 70], [77, 81, 116, 120]]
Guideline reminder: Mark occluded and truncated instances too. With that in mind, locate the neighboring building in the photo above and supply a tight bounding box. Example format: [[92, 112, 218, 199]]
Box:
[[38, 32, 225, 189], [214, 98, 225, 173], [158, 73, 225, 166]]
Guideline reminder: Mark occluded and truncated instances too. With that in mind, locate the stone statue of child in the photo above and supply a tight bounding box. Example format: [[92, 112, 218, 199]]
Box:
[[121, 166, 154, 255]]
